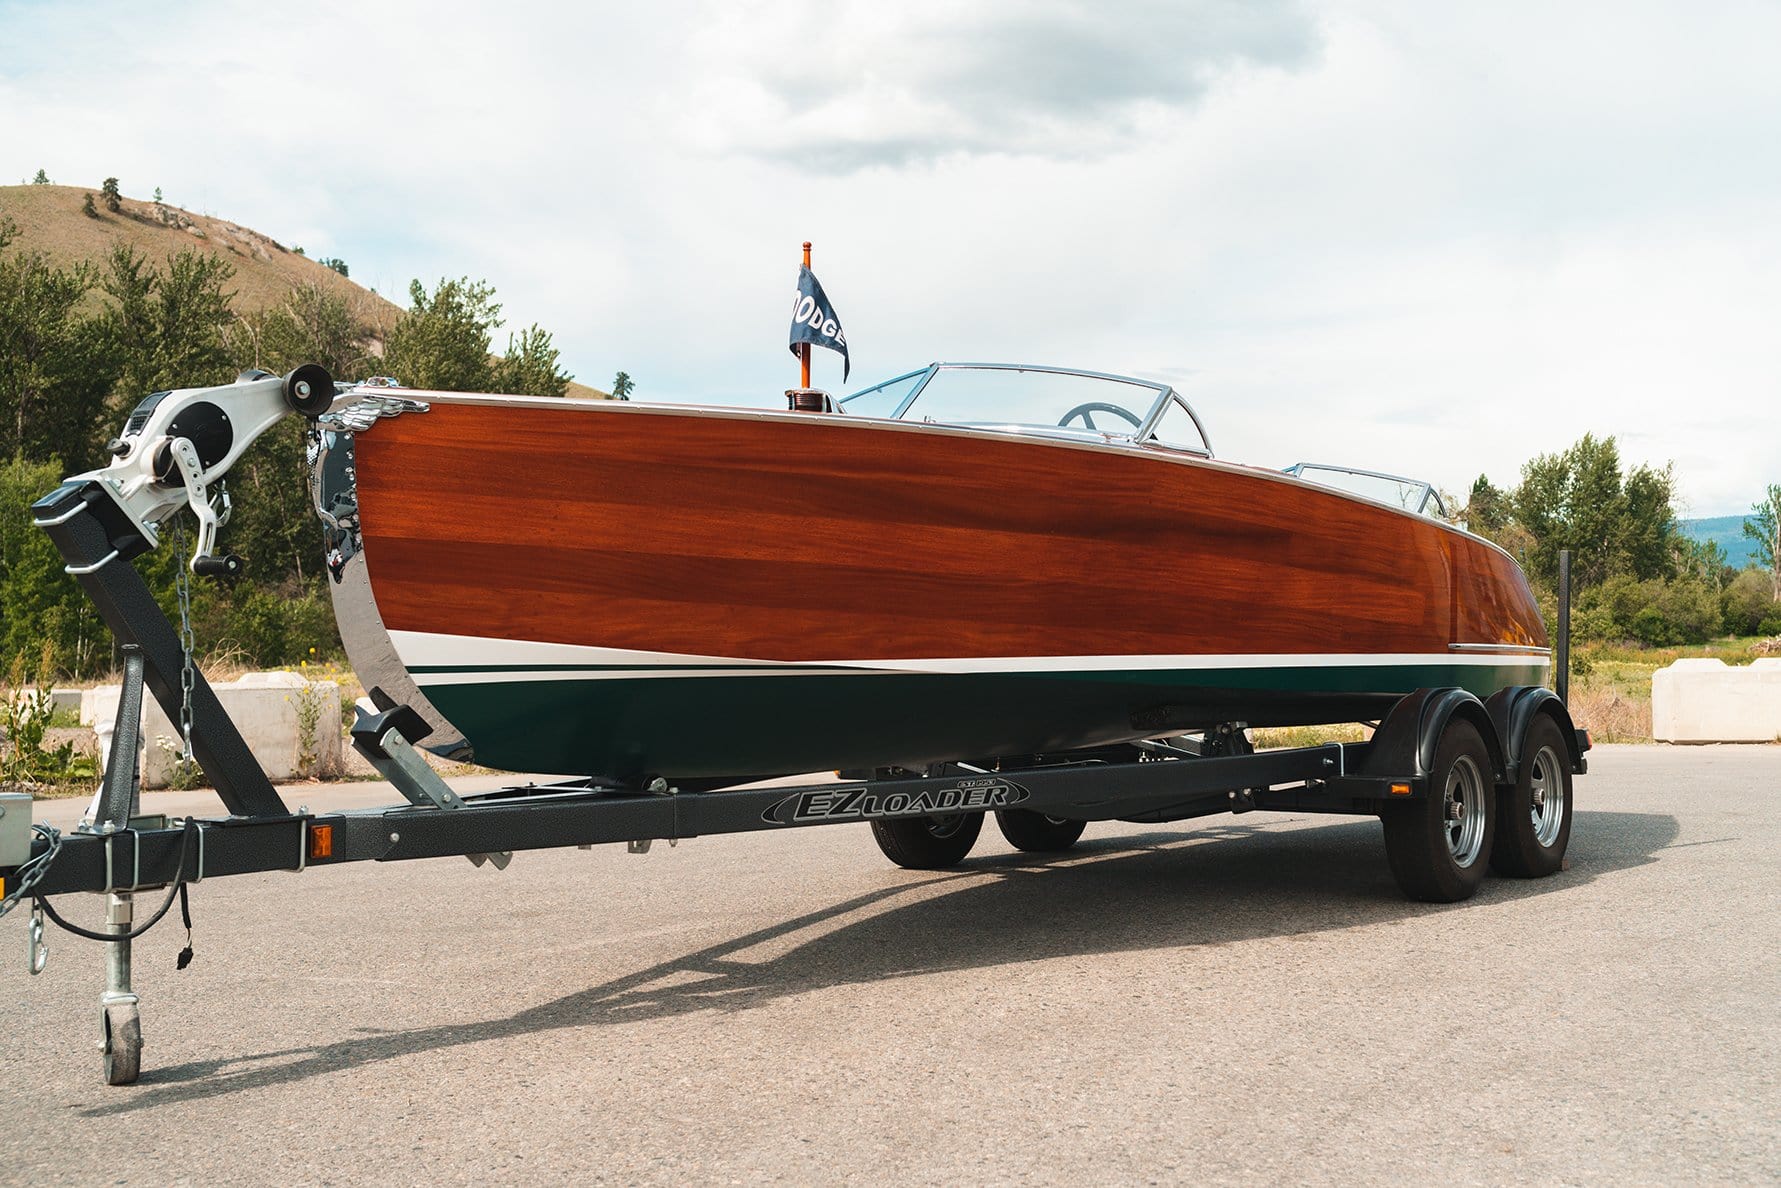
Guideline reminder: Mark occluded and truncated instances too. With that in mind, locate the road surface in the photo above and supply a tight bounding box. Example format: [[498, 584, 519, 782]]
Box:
[[2, 745, 1776, 1184]]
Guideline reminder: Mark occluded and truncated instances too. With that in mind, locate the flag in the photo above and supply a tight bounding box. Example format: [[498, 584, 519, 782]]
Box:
[[789, 265, 850, 382]]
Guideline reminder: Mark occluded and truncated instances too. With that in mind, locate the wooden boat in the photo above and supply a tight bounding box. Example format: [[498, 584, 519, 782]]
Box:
[[310, 364, 1548, 781]]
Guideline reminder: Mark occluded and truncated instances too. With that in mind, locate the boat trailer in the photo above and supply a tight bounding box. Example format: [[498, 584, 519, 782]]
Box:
[[1, 371, 1589, 1086]]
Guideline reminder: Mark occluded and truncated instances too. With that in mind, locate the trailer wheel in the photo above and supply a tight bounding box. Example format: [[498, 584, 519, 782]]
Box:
[[102, 1003, 142, 1086], [1381, 719, 1495, 902], [1491, 715, 1572, 878], [995, 809, 1086, 852], [870, 812, 983, 869]]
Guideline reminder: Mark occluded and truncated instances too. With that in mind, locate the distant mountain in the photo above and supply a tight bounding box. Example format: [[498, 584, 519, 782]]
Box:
[[1680, 515, 1760, 568], [0, 183, 608, 398]]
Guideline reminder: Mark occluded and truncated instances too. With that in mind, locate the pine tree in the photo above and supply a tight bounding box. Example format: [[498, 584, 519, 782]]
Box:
[[493, 326, 572, 398], [31, 169, 49, 185], [382, 277, 502, 392], [611, 371, 633, 400], [101, 177, 121, 213]]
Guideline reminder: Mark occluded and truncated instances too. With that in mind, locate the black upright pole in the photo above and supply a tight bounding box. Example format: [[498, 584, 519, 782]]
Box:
[[32, 483, 289, 819], [1556, 548, 1571, 704]]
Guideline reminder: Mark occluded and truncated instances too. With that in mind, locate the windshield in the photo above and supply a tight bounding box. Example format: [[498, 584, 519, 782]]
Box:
[[839, 369, 925, 418], [1286, 463, 1447, 517], [902, 366, 1163, 431], [838, 363, 1212, 454]]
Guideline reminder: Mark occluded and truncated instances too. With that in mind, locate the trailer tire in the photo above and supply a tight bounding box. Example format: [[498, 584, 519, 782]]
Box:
[[1491, 715, 1572, 878], [995, 809, 1086, 852], [1381, 718, 1495, 902], [102, 1003, 141, 1086], [871, 812, 983, 869]]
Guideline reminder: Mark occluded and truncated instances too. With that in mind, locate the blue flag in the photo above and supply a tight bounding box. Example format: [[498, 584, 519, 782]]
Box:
[[789, 265, 849, 382]]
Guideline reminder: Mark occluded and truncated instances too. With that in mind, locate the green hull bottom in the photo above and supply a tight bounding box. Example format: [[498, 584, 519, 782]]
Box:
[[420, 661, 1548, 780]]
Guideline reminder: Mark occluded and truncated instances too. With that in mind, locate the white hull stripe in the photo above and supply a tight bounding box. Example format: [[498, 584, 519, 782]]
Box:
[[390, 630, 1550, 686]]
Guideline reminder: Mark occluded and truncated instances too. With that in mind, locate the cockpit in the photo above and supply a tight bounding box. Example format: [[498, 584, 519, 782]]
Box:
[[837, 363, 1445, 519]]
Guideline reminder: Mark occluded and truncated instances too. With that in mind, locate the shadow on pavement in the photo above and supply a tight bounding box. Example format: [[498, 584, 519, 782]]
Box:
[[88, 808, 1677, 1114]]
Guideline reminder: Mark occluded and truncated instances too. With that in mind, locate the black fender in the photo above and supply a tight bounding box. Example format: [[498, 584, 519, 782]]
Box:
[[1356, 687, 1506, 787], [1483, 686, 1588, 780]]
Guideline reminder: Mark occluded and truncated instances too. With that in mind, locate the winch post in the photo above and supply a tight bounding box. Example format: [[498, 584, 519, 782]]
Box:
[[31, 483, 288, 819]]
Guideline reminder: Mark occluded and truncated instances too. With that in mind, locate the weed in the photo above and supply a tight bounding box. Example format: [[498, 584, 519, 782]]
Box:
[[2, 651, 97, 793], [153, 735, 204, 790]]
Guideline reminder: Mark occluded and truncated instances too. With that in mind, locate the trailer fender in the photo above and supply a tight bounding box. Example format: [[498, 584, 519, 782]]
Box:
[[1484, 686, 1588, 780], [1357, 687, 1506, 789]]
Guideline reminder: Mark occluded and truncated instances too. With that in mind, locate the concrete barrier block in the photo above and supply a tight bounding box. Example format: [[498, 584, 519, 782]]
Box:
[[1652, 658, 1781, 743], [89, 673, 343, 787]]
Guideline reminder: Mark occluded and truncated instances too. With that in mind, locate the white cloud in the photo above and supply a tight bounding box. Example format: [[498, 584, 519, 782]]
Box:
[[1, 0, 1777, 514], [683, 0, 1320, 169]]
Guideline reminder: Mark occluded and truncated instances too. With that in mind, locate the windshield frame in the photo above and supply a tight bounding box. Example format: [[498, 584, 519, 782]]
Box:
[[839, 362, 1213, 456], [1283, 462, 1448, 518]]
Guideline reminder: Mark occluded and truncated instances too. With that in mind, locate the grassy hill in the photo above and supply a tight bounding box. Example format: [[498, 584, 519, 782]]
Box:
[[0, 183, 607, 398], [1680, 515, 1760, 569]]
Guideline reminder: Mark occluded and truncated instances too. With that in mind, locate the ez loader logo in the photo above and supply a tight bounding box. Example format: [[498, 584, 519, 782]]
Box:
[[762, 778, 1030, 825]]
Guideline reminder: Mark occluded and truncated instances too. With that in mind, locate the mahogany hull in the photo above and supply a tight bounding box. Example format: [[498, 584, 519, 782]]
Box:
[[335, 395, 1548, 778]]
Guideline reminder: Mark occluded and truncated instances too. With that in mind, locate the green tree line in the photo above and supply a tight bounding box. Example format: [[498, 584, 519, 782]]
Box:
[[1467, 436, 1781, 647], [0, 210, 576, 680]]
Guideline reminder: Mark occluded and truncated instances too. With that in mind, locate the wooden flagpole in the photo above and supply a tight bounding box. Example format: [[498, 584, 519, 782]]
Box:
[[800, 241, 812, 389]]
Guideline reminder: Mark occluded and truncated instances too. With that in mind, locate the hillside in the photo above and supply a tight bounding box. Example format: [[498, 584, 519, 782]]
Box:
[[1680, 515, 1760, 569], [0, 183, 607, 398]]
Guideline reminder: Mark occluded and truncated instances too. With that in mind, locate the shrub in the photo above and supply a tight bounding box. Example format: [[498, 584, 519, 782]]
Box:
[[1628, 577, 1721, 646], [0, 457, 109, 677], [1722, 568, 1776, 636]]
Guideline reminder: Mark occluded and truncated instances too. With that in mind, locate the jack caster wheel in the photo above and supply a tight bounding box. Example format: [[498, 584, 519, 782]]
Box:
[[871, 812, 983, 869], [995, 809, 1086, 852], [1491, 715, 1573, 878], [102, 1002, 142, 1086], [1381, 719, 1496, 903]]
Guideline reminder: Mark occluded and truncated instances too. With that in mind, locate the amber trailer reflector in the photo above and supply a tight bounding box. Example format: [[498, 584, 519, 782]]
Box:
[[1389, 782, 1412, 796], [308, 824, 333, 861]]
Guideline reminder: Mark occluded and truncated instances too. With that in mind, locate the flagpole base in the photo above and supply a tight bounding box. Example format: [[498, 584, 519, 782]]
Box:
[[785, 388, 839, 414]]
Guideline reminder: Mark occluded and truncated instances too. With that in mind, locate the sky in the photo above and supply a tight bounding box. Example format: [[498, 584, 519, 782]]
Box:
[[1, 0, 1776, 515]]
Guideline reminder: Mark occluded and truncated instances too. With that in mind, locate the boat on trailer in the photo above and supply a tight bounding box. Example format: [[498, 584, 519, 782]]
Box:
[[9, 362, 1586, 1087], [313, 362, 1550, 782]]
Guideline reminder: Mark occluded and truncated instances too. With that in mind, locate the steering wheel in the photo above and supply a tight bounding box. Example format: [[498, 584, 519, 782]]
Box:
[[1057, 402, 1144, 432]]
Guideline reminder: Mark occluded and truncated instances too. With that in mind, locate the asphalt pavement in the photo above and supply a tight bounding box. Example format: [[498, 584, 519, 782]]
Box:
[[2, 744, 1776, 1185]]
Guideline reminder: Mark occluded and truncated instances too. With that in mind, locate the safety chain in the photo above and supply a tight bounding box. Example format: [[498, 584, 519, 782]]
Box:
[[0, 823, 62, 921], [172, 519, 196, 761]]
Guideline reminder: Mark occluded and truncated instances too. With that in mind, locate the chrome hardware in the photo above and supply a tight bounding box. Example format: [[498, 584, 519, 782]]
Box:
[[28, 902, 47, 975], [318, 395, 430, 434]]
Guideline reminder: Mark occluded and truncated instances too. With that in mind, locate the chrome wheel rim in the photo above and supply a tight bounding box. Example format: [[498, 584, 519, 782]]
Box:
[[1444, 754, 1487, 867], [1528, 744, 1566, 847]]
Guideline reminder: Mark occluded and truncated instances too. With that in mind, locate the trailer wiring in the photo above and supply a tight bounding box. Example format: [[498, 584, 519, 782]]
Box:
[[14, 818, 200, 965]]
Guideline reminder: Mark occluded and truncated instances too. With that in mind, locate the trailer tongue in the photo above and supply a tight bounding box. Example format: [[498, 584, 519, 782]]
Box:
[[1, 365, 1587, 1087]]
